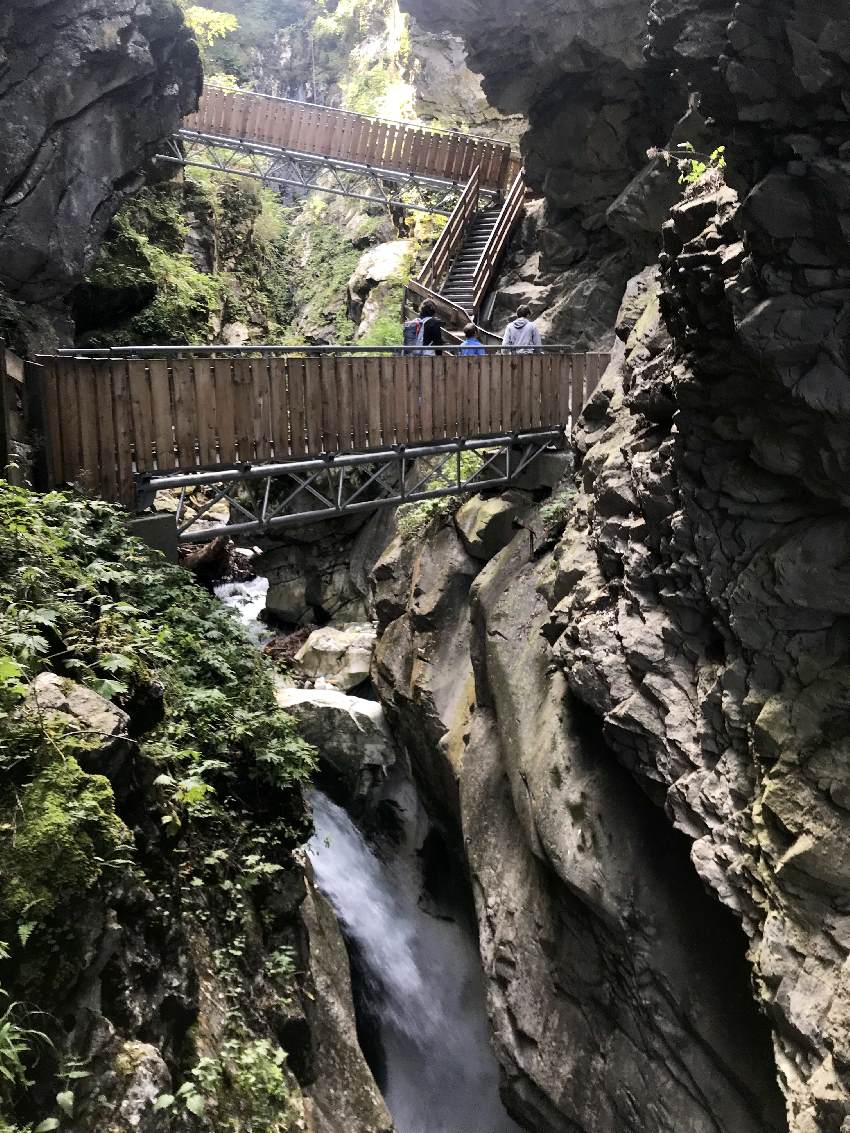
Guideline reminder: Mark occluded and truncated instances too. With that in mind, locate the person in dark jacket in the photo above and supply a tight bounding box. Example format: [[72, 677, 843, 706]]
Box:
[[419, 301, 444, 356]]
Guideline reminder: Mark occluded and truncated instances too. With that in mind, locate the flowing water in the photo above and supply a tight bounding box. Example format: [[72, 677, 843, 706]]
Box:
[[217, 575, 520, 1133], [308, 784, 520, 1133]]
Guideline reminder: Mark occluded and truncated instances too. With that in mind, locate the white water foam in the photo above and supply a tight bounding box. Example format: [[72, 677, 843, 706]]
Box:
[[308, 788, 521, 1133]]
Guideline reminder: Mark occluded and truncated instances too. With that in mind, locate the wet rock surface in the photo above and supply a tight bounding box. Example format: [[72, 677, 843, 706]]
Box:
[[0, 0, 201, 347]]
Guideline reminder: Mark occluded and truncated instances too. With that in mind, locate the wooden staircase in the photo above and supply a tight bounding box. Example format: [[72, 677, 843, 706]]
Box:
[[440, 207, 502, 313], [408, 168, 526, 333]]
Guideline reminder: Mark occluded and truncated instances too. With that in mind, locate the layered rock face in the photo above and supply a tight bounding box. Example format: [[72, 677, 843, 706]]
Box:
[[0, 0, 200, 347], [377, 1, 850, 1130]]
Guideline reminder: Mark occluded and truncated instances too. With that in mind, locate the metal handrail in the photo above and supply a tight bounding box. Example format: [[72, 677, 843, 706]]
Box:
[[50, 343, 585, 359]]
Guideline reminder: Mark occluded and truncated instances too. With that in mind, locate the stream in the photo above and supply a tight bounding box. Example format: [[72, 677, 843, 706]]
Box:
[[217, 576, 520, 1133]]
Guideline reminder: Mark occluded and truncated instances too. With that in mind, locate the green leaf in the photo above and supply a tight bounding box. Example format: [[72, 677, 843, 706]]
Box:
[[101, 652, 135, 674], [35, 1120, 61, 1132], [185, 1092, 206, 1116], [17, 920, 36, 947], [0, 657, 23, 681], [153, 1093, 175, 1110], [57, 1089, 75, 1115], [90, 677, 129, 699]]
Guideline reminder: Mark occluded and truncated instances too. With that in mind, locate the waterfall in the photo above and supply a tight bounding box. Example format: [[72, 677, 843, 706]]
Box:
[[217, 575, 520, 1133], [308, 787, 520, 1133]]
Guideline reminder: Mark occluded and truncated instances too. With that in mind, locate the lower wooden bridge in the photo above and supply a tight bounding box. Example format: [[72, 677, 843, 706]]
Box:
[[2, 344, 609, 543]]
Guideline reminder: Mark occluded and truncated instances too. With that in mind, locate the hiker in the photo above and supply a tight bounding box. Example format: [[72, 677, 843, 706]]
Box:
[[458, 323, 485, 357], [501, 304, 541, 354], [402, 301, 444, 355]]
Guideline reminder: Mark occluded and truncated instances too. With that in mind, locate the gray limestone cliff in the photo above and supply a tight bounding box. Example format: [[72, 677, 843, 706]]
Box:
[[373, 0, 850, 1130], [0, 0, 201, 349]]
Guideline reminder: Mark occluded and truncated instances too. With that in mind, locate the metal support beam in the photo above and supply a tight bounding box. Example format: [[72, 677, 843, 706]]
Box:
[[155, 132, 499, 216], [138, 431, 564, 543]]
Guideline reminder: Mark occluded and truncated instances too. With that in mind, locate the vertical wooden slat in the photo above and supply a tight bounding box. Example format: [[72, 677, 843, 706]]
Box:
[[570, 353, 585, 430], [394, 356, 409, 443], [336, 355, 353, 451], [407, 355, 420, 442], [57, 361, 81, 484], [75, 361, 100, 489], [39, 362, 63, 488], [365, 357, 382, 447], [194, 358, 218, 466], [304, 357, 323, 454], [319, 356, 338, 451], [252, 357, 273, 461], [477, 354, 491, 437], [269, 358, 289, 460], [288, 358, 308, 458], [126, 359, 154, 473], [110, 359, 135, 505], [351, 356, 369, 450], [419, 354, 434, 442], [213, 358, 236, 465], [431, 352, 446, 440], [510, 354, 523, 430], [231, 358, 254, 462], [93, 361, 117, 501], [145, 358, 172, 471], [467, 355, 480, 439], [529, 354, 543, 430], [384, 355, 398, 443], [171, 359, 198, 469]]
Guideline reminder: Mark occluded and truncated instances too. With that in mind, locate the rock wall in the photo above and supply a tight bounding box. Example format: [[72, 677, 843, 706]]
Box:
[[0, 0, 201, 349], [374, 1, 850, 1130]]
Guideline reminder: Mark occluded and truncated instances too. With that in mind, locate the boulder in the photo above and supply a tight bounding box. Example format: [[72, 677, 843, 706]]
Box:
[[25, 673, 131, 783], [295, 624, 378, 691], [454, 491, 531, 561], [275, 684, 396, 800]]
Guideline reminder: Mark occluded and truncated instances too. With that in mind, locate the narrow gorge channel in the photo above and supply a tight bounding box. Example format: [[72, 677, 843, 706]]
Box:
[[218, 575, 519, 1133]]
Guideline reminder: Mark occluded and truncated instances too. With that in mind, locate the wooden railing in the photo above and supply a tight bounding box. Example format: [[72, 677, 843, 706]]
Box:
[[471, 171, 526, 313], [185, 86, 519, 192], [37, 350, 610, 507], [415, 169, 481, 294]]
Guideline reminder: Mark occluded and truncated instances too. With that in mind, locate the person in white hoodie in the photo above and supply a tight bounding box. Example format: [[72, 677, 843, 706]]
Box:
[[501, 304, 542, 353]]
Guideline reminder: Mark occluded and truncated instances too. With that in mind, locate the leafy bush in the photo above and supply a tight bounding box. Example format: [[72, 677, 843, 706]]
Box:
[[0, 485, 314, 925], [396, 452, 485, 540]]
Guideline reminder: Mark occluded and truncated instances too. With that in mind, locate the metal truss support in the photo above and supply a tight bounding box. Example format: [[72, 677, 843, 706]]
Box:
[[136, 430, 564, 544], [155, 132, 499, 216]]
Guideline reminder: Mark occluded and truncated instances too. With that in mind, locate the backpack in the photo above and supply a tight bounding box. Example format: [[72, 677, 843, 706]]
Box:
[[402, 317, 424, 347]]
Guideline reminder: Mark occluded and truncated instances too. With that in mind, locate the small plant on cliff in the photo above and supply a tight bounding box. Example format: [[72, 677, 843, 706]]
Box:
[[648, 141, 727, 186]]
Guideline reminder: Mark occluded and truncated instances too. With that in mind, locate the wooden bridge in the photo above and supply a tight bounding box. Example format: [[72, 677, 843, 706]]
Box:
[[160, 85, 526, 326], [0, 92, 602, 541], [2, 345, 610, 542]]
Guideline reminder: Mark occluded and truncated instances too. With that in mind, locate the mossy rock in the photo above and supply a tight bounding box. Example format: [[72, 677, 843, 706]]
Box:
[[0, 756, 128, 924]]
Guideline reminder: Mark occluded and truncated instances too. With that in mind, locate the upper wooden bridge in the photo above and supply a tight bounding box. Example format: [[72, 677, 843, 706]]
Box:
[[0, 91, 605, 541], [159, 85, 526, 326], [2, 344, 610, 543]]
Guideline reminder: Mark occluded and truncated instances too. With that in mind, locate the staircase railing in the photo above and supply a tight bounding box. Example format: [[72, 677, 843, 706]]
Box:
[[470, 171, 526, 316], [414, 167, 481, 296]]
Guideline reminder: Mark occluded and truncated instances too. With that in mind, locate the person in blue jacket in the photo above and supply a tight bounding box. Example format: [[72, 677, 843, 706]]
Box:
[[458, 323, 486, 357]]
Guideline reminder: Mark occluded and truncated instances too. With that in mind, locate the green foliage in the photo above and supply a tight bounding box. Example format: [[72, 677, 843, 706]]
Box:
[[285, 199, 362, 342], [538, 487, 577, 541], [78, 176, 295, 346], [649, 141, 727, 187], [0, 484, 315, 922], [181, 3, 240, 47], [396, 452, 485, 540]]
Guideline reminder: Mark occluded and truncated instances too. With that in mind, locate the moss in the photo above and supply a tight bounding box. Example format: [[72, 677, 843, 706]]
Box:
[[396, 452, 485, 539], [0, 757, 128, 924]]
